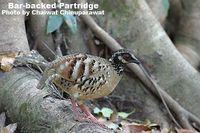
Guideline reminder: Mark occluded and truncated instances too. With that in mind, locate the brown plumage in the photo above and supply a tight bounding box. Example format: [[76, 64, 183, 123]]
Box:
[[37, 49, 139, 125]]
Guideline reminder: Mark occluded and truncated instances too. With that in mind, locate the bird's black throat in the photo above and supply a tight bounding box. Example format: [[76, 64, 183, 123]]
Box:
[[110, 56, 124, 75]]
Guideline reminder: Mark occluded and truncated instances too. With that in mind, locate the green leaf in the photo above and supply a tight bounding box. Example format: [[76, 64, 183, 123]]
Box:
[[93, 107, 101, 114], [162, 0, 170, 12], [106, 122, 119, 129], [101, 107, 113, 118], [62, 14, 77, 33], [118, 112, 129, 119], [47, 15, 63, 34], [118, 112, 132, 119]]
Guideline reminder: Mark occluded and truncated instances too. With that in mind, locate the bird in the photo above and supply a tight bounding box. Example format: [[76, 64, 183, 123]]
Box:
[[37, 49, 140, 125]]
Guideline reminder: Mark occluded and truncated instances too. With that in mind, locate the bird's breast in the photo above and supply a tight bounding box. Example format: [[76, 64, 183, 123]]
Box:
[[70, 70, 122, 101]]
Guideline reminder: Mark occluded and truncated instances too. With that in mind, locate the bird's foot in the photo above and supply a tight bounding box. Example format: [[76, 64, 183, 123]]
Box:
[[79, 104, 105, 127], [70, 98, 105, 127], [85, 114, 105, 127]]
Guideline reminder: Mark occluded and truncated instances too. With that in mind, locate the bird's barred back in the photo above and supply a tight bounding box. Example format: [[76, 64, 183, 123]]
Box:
[[54, 53, 111, 82]]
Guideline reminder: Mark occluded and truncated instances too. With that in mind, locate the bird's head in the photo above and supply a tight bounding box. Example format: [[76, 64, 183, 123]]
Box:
[[109, 49, 139, 74], [110, 49, 139, 65]]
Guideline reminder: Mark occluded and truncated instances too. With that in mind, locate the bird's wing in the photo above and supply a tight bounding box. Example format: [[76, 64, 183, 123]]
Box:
[[55, 53, 111, 87]]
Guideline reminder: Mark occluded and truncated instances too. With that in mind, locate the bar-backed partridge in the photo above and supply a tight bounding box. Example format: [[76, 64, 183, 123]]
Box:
[[37, 49, 139, 124]]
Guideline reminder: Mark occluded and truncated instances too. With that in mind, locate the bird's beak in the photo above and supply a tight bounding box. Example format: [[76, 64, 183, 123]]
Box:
[[131, 57, 140, 64]]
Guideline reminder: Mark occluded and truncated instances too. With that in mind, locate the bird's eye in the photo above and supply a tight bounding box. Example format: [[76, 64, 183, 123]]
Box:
[[122, 54, 131, 61], [117, 54, 130, 64]]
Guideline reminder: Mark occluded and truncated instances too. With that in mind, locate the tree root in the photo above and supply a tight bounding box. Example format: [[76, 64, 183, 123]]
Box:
[[77, 0, 200, 131], [146, 71, 200, 131]]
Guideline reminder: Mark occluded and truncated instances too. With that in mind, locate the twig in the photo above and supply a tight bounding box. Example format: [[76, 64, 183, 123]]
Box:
[[86, 29, 98, 56], [42, 41, 57, 59], [77, 0, 200, 131], [54, 29, 64, 57]]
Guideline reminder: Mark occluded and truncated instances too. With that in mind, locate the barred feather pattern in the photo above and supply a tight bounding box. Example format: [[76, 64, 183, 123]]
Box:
[[50, 53, 122, 102]]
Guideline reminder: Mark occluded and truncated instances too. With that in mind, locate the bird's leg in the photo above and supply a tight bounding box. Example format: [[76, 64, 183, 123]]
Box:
[[70, 98, 104, 126], [79, 104, 98, 122], [70, 97, 87, 121], [79, 104, 104, 126]]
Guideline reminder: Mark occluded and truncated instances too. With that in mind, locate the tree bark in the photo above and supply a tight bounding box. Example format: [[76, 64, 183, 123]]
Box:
[[127, 0, 200, 118], [93, 0, 200, 118], [146, 0, 168, 25], [1, 0, 200, 131], [0, 0, 29, 52], [175, 0, 200, 68], [0, 68, 114, 133], [0, 0, 112, 132]]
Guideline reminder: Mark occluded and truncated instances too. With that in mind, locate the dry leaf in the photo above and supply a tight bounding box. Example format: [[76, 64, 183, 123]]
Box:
[[0, 127, 10, 133], [121, 121, 160, 133], [0, 57, 15, 72], [176, 129, 199, 133], [128, 122, 151, 132], [0, 51, 21, 72], [0, 51, 20, 59]]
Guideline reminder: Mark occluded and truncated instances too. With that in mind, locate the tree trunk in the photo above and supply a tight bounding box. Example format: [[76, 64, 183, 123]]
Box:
[[0, 0, 29, 52], [175, 0, 200, 68], [91, 0, 200, 118]]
